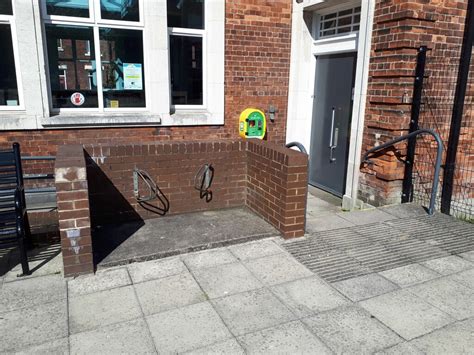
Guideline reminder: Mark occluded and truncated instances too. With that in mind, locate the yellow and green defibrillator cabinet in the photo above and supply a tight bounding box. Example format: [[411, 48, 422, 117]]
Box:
[[239, 108, 267, 139]]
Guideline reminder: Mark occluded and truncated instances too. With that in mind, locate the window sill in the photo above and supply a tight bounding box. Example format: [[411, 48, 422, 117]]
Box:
[[41, 113, 162, 128], [162, 109, 224, 126]]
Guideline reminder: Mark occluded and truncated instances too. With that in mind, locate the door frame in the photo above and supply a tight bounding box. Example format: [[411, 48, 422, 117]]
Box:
[[286, 0, 376, 210]]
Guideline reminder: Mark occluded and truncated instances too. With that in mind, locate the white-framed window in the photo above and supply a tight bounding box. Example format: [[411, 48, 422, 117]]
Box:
[[0, 0, 23, 110], [35, 0, 224, 126], [41, 0, 146, 112], [168, 0, 205, 109], [318, 6, 361, 39]]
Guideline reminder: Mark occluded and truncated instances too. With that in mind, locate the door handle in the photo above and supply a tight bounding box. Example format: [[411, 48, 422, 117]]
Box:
[[329, 108, 338, 162], [329, 107, 335, 148]]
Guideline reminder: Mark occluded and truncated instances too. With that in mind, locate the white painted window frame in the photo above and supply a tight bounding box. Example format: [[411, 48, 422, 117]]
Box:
[[41, 0, 147, 114], [37, 0, 225, 127], [164, 0, 225, 126], [168, 27, 207, 111], [0, 10, 25, 111], [318, 4, 361, 39]]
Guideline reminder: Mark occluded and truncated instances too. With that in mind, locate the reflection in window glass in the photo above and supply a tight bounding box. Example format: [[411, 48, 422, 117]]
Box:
[[46, 0, 89, 18], [99, 28, 145, 108], [170, 35, 202, 105], [101, 0, 139, 21], [0, 0, 13, 15], [45, 25, 98, 108], [167, 0, 204, 29], [0, 24, 19, 106]]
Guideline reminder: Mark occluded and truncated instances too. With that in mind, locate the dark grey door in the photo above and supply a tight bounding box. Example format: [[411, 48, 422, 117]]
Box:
[[309, 52, 357, 197]]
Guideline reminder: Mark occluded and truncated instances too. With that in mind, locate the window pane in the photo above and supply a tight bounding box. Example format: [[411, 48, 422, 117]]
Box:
[[170, 35, 203, 105], [0, 0, 13, 15], [99, 28, 145, 108], [101, 0, 139, 22], [46, 0, 89, 18], [45, 25, 98, 108], [167, 0, 204, 29], [0, 24, 19, 106]]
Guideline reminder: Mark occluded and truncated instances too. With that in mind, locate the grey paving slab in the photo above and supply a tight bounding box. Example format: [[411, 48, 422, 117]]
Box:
[[68, 267, 131, 297], [5, 249, 63, 282], [379, 263, 440, 288], [238, 320, 332, 355], [69, 285, 142, 334], [337, 209, 397, 225], [332, 273, 399, 302], [243, 252, 313, 286], [183, 339, 245, 355], [407, 277, 474, 320], [70, 318, 155, 355], [421, 255, 473, 275], [303, 305, 401, 354], [379, 203, 428, 219], [359, 289, 455, 340], [146, 301, 232, 354], [192, 262, 262, 299], [211, 288, 296, 336], [228, 239, 284, 261], [127, 256, 186, 284], [306, 198, 341, 217], [375, 342, 424, 355], [271, 276, 350, 317], [410, 317, 474, 354], [13, 337, 69, 355], [460, 250, 474, 262], [308, 186, 342, 206], [183, 248, 238, 270], [0, 274, 66, 313], [0, 300, 68, 352], [306, 213, 356, 232], [135, 272, 206, 316], [450, 268, 474, 289]]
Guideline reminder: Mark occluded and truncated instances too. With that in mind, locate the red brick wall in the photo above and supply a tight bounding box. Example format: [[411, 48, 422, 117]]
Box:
[[247, 140, 308, 238], [84, 141, 247, 225], [0, 0, 292, 156], [225, 0, 292, 143], [360, 0, 469, 206]]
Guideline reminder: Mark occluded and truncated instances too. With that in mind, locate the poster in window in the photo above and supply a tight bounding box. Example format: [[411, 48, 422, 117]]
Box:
[[124, 63, 143, 90]]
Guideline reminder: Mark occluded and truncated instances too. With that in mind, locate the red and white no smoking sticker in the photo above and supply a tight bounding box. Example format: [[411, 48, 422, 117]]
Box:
[[70, 92, 85, 106]]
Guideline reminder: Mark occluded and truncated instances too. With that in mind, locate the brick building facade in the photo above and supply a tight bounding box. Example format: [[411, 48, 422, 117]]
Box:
[[1, 0, 473, 250], [360, 0, 469, 206]]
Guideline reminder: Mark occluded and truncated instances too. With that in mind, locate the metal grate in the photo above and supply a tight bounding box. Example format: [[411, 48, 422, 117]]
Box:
[[283, 212, 474, 283]]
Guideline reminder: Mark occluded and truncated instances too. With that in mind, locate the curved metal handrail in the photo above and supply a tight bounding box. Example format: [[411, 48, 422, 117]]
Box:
[[285, 141, 307, 154], [362, 129, 443, 215]]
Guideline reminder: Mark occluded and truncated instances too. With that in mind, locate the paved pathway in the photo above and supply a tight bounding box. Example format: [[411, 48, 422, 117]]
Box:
[[1, 205, 474, 354]]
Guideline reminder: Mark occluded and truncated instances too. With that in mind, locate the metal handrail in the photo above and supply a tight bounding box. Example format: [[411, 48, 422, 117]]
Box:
[[362, 129, 443, 215], [286, 142, 307, 154]]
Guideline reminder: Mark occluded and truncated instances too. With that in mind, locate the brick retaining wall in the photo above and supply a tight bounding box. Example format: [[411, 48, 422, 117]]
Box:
[[56, 140, 308, 276]]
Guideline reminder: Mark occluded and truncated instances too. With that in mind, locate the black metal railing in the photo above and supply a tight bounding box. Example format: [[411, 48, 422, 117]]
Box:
[[364, 129, 443, 215]]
